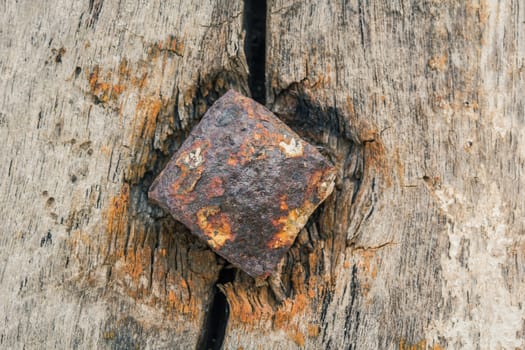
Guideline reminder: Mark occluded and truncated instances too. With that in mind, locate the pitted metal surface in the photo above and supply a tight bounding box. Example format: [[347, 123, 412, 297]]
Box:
[[149, 90, 335, 277]]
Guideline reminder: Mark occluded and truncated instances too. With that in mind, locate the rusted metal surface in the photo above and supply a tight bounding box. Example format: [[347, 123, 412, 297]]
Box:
[[149, 90, 335, 278]]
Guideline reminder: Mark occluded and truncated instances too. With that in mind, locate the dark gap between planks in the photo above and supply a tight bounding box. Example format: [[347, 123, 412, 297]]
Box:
[[199, 1, 267, 349]]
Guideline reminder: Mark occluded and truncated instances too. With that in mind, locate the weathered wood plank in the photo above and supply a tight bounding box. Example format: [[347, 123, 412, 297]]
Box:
[[222, 0, 525, 349], [0, 0, 248, 348]]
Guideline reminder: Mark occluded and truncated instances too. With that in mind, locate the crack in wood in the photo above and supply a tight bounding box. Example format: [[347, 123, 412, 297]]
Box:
[[197, 1, 268, 349], [198, 267, 236, 350], [243, 0, 267, 104]]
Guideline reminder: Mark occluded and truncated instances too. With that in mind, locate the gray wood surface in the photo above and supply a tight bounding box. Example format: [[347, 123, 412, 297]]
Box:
[[1, 0, 524, 349]]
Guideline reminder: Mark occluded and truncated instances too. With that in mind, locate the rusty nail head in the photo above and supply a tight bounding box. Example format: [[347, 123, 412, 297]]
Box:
[[149, 90, 335, 278]]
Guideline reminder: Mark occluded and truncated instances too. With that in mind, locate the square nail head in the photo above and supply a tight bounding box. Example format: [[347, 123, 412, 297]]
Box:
[[149, 90, 335, 277]]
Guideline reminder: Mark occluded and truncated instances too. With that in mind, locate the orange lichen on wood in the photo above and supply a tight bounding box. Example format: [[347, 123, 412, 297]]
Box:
[[290, 330, 305, 347], [166, 35, 185, 56], [356, 249, 379, 279], [86, 35, 182, 106], [428, 55, 448, 71], [134, 98, 162, 141], [393, 147, 405, 187], [145, 35, 185, 59], [125, 97, 164, 182], [365, 137, 392, 188], [167, 289, 198, 316], [273, 294, 308, 329], [223, 285, 274, 325], [399, 339, 444, 350], [120, 248, 147, 288], [106, 184, 130, 257], [225, 280, 316, 346], [87, 65, 126, 103], [162, 272, 203, 321], [307, 323, 320, 338]]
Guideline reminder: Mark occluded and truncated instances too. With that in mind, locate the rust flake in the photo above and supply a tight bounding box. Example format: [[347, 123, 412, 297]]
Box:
[[196, 206, 234, 249], [149, 90, 336, 277], [268, 207, 311, 249]]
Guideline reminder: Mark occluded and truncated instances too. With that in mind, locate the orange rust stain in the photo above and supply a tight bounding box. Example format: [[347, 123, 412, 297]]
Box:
[[133, 98, 162, 142], [112, 84, 125, 95], [357, 249, 379, 279], [121, 249, 144, 283], [251, 124, 267, 141], [225, 286, 274, 325], [291, 264, 307, 295], [279, 195, 289, 211], [167, 35, 184, 56], [273, 294, 308, 329], [268, 207, 311, 249], [346, 95, 356, 119], [88, 66, 99, 89], [87, 65, 126, 103], [227, 122, 290, 166], [399, 339, 443, 350], [305, 169, 324, 199], [307, 324, 320, 338], [129, 72, 148, 90], [227, 157, 238, 166], [428, 54, 448, 71], [238, 142, 257, 163], [196, 206, 234, 249], [365, 138, 392, 188], [86, 40, 177, 107], [208, 177, 225, 197], [145, 35, 185, 59], [167, 140, 210, 200], [167, 289, 196, 315], [291, 294, 308, 314], [106, 183, 130, 257], [223, 269, 333, 342], [125, 97, 164, 182], [228, 139, 268, 166], [100, 145, 112, 157], [161, 272, 204, 320], [118, 58, 130, 77], [393, 147, 405, 187], [290, 330, 305, 347], [84, 44, 223, 317]]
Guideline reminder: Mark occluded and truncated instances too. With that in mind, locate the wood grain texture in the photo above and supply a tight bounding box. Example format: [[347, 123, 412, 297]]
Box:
[[223, 0, 525, 349], [0, 0, 248, 348], [1, 0, 524, 349]]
